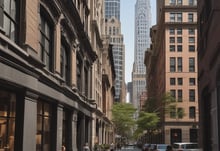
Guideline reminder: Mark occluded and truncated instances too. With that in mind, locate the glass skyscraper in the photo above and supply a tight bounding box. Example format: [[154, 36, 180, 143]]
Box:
[[132, 0, 151, 109], [105, 0, 126, 102], [105, 0, 120, 20]]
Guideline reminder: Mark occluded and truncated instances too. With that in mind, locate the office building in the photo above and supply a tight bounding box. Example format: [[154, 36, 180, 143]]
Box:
[[0, 0, 114, 150], [145, 0, 198, 144], [105, 0, 120, 20], [132, 0, 151, 109], [105, 0, 126, 102]]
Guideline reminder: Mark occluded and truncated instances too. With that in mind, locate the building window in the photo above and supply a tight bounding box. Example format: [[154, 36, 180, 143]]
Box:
[[170, 57, 176, 72], [170, 106, 176, 118], [177, 13, 182, 22], [189, 78, 196, 85], [189, 58, 195, 72], [170, 45, 175, 52], [170, 0, 176, 5], [170, 37, 175, 43], [77, 55, 82, 92], [177, 45, 182, 52], [170, 28, 175, 35], [189, 0, 195, 5], [170, 13, 175, 22], [188, 28, 195, 35], [178, 78, 183, 85], [0, 0, 18, 42], [189, 37, 195, 43], [62, 110, 71, 151], [0, 90, 16, 151], [40, 13, 53, 71], [189, 45, 195, 52], [177, 57, 182, 72], [170, 78, 176, 85], [188, 13, 194, 22], [177, 28, 182, 35], [113, 27, 116, 35], [109, 27, 112, 35], [189, 106, 196, 118], [84, 66, 89, 97], [36, 101, 53, 151], [177, 90, 183, 102], [177, 0, 182, 5], [189, 89, 195, 101], [61, 40, 71, 86], [170, 89, 176, 99], [177, 108, 184, 118], [177, 37, 182, 43]]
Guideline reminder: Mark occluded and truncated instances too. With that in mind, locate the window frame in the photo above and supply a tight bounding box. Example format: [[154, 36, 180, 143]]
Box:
[[0, 0, 19, 42], [189, 106, 196, 119], [40, 10, 54, 72], [36, 101, 54, 151], [177, 57, 182, 72], [170, 45, 175, 52], [170, 57, 176, 72], [61, 38, 71, 86], [170, 78, 176, 85], [189, 45, 195, 52], [188, 13, 194, 22], [189, 78, 196, 85], [189, 89, 195, 102], [189, 57, 195, 72], [177, 89, 183, 102]]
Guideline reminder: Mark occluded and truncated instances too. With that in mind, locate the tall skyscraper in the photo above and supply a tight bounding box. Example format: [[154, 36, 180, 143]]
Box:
[[132, 0, 151, 109], [105, 0, 126, 102], [105, 0, 120, 20]]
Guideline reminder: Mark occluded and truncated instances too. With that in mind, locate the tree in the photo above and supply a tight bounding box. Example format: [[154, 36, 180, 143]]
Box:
[[134, 111, 160, 139], [135, 92, 182, 139], [111, 102, 136, 138]]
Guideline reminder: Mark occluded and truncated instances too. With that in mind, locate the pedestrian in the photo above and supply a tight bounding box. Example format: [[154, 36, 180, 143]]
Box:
[[83, 142, 90, 151], [110, 142, 115, 151], [166, 145, 173, 151], [61, 145, 66, 151]]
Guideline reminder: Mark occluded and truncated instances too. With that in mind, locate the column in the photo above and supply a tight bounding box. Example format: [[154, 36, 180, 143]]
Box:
[[81, 115, 86, 150], [54, 18, 61, 74], [72, 111, 78, 151], [22, 92, 38, 151], [56, 105, 63, 151]]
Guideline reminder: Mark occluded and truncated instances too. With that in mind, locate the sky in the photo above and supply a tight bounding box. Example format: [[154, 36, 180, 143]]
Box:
[[121, 0, 157, 83]]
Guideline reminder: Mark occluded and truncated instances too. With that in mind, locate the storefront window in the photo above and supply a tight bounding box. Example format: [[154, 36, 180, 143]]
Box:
[[0, 90, 16, 151], [36, 101, 52, 151]]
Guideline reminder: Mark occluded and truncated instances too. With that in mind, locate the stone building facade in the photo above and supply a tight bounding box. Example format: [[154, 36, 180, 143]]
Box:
[[0, 0, 114, 151], [198, 0, 220, 150]]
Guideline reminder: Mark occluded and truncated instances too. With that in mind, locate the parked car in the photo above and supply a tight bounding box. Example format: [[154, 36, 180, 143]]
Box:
[[142, 144, 150, 151], [172, 142, 200, 151], [142, 144, 157, 151], [156, 144, 168, 151]]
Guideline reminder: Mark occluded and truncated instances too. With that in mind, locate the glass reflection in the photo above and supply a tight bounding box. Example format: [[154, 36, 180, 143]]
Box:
[[0, 90, 16, 151]]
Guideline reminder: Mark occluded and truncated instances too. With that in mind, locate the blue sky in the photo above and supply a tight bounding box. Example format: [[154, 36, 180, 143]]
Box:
[[121, 0, 156, 83]]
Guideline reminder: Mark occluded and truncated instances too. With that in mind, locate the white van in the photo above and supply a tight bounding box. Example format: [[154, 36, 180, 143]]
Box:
[[172, 142, 201, 151]]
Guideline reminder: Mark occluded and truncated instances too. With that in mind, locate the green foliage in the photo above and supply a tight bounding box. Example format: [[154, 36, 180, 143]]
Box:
[[134, 111, 160, 138], [112, 102, 136, 137], [142, 97, 158, 113]]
